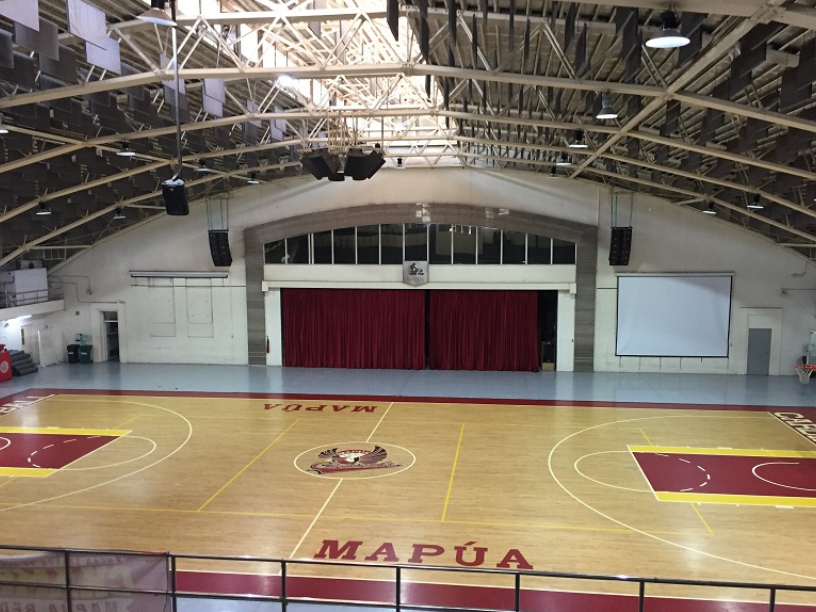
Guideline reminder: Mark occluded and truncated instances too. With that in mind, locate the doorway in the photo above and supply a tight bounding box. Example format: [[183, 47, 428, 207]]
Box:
[[538, 291, 557, 370], [102, 311, 120, 362], [746, 328, 772, 375]]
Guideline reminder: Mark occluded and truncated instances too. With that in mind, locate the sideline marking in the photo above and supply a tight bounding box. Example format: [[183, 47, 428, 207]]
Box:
[[289, 480, 343, 559], [0, 426, 129, 437], [442, 424, 465, 522], [690, 503, 714, 535], [198, 419, 300, 512], [658, 492, 816, 507]]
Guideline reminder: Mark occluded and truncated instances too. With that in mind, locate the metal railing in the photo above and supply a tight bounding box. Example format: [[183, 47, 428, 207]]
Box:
[[0, 285, 63, 309], [1, 544, 816, 612]]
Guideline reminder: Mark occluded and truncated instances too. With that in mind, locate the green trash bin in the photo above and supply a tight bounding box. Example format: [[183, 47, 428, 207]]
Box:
[[79, 345, 93, 364]]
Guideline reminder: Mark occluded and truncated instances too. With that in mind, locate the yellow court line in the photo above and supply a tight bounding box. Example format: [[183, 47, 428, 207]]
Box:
[[690, 503, 714, 535], [640, 429, 654, 446], [0, 501, 314, 519], [0, 426, 130, 437], [0, 467, 55, 478], [657, 492, 816, 507], [628, 446, 816, 458], [441, 423, 465, 522], [197, 418, 300, 511]]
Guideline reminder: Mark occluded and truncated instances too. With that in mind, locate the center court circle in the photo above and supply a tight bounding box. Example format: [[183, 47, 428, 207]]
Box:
[[295, 442, 415, 480]]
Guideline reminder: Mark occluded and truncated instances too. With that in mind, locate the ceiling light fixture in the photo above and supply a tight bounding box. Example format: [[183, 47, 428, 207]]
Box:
[[113, 208, 126, 220], [36, 203, 51, 216], [277, 74, 297, 89], [196, 160, 214, 173], [555, 154, 572, 167], [395, 157, 406, 169], [645, 10, 690, 49], [246, 172, 261, 185], [138, 0, 177, 27], [117, 142, 136, 157], [0, 115, 9, 135], [596, 94, 619, 120], [703, 204, 717, 215], [747, 194, 764, 210], [550, 165, 557, 177], [569, 130, 589, 149]]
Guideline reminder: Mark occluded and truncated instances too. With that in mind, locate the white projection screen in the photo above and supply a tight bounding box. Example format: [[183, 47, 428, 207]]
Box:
[[616, 274, 733, 357]]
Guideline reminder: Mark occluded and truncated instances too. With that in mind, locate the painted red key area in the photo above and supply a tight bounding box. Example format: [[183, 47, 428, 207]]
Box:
[[0, 433, 119, 469], [633, 452, 816, 498]]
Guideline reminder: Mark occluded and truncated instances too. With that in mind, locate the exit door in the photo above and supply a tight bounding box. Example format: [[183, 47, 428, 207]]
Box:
[[746, 328, 772, 376]]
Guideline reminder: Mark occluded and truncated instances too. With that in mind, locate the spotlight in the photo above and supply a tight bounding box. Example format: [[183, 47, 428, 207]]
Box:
[[138, 0, 176, 27], [550, 165, 557, 177], [36, 203, 51, 216], [395, 157, 405, 169], [117, 142, 136, 157], [569, 130, 589, 149], [113, 208, 126, 220], [747, 194, 764, 210], [596, 94, 618, 120], [0, 115, 9, 135], [646, 11, 690, 49], [247, 172, 261, 185], [555, 154, 572, 167], [703, 204, 717, 215], [196, 160, 214, 173]]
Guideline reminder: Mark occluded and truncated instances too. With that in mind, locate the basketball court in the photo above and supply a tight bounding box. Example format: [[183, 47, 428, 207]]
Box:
[[2, 387, 816, 608]]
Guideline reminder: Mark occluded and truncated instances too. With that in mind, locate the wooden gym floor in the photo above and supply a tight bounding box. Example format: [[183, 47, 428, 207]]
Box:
[[2, 387, 816, 606]]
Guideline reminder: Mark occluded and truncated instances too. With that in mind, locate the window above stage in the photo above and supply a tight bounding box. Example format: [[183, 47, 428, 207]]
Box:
[[264, 224, 576, 266]]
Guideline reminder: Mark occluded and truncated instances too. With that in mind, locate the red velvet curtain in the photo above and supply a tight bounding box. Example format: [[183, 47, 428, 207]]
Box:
[[429, 290, 539, 372], [283, 289, 425, 369]]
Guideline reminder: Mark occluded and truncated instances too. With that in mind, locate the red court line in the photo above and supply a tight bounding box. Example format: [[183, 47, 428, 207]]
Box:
[[1, 388, 812, 413], [176, 571, 816, 612]]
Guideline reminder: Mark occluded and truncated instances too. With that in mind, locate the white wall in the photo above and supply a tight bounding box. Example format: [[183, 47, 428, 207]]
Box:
[[41, 167, 816, 374], [594, 192, 816, 374]]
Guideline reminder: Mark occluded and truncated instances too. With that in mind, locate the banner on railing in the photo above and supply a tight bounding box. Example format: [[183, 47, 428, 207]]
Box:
[[0, 549, 170, 611]]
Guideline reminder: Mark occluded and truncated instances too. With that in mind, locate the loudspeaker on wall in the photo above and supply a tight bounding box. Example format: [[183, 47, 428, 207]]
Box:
[[609, 226, 632, 266], [208, 229, 232, 267]]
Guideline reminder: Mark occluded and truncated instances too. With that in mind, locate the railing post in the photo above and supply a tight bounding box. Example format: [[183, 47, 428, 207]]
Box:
[[514, 573, 521, 612], [396, 566, 402, 612], [769, 587, 776, 612], [64, 550, 72, 612], [281, 559, 288, 612], [170, 554, 178, 612], [638, 581, 645, 612]]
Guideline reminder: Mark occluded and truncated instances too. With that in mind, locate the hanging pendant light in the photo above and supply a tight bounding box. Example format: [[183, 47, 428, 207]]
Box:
[[646, 11, 690, 49], [596, 94, 618, 120], [138, 0, 177, 27]]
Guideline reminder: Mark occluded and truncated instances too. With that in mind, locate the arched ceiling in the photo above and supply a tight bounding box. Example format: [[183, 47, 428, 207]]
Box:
[[2, 0, 816, 267]]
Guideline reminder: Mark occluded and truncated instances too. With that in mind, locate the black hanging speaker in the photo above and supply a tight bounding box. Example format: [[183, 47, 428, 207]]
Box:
[[609, 226, 633, 266], [208, 230, 232, 267], [162, 177, 189, 216]]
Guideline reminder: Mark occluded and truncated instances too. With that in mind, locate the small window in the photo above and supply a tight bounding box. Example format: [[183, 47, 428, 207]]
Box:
[[313, 231, 332, 264], [453, 226, 477, 264], [430, 224, 452, 264], [333, 227, 356, 264], [502, 231, 526, 264], [405, 224, 428, 261], [264, 239, 286, 264], [357, 225, 379, 264], [381, 224, 403, 264], [528, 235, 551, 264], [286, 235, 309, 264], [552, 238, 576, 264], [479, 227, 501, 264]]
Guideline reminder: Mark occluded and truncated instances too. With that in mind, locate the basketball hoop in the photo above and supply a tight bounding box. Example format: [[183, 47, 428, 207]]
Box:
[[795, 364, 816, 385]]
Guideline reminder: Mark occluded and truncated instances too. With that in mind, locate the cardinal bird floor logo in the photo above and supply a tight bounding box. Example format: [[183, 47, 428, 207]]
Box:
[[310, 446, 398, 475], [295, 442, 415, 480]]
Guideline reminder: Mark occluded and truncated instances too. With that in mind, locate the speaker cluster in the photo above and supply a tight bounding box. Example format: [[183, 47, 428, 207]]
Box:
[[300, 147, 385, 181], [609, 226, 633, 266]]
